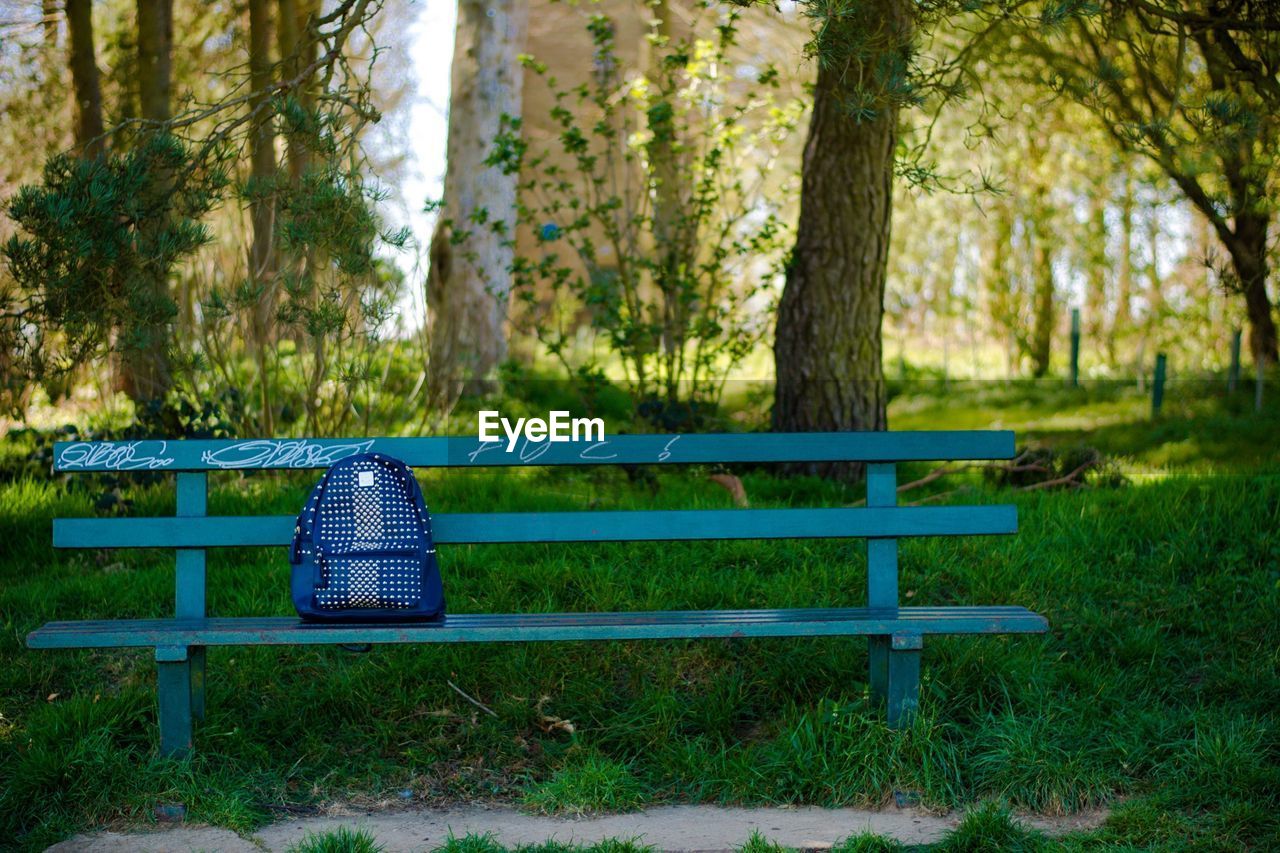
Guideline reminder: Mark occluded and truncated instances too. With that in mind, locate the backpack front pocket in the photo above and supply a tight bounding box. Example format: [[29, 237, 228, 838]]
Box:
[[314, 552, 424, 611]]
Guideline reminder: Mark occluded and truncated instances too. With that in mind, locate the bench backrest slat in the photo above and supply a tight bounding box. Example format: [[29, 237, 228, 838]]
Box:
[[52, 431, 1015, 472], [54, 505, 1017, 549]]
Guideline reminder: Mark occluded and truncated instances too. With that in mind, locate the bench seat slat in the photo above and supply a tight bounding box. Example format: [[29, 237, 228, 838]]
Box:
[[27, 606, 1048, 648], [52, 431, 1016, 472], [53, 505, 1017, 549]]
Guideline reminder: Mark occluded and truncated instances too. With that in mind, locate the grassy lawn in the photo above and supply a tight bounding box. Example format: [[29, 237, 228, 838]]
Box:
[[0, 385, 1277, 850]]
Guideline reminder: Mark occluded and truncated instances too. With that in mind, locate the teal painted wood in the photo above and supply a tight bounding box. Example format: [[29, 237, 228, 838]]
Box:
[[865, 464, 900, 607], [53, 505, 1019, 549], [175, 473, 206, 618], [26, 606, 1049, 648], [865, 463, 899, 705], [175, 473, 207, 517], [175, 473, 207, 722], [155, 647, 193, 757], [51, 431, 1017, 472], [886, 634, 923, 729]]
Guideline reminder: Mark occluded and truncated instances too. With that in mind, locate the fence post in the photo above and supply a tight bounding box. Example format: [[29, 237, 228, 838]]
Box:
[[1069, 308, 1081, 387], [1228, 329, 1242, 394], [1257, 354, 1267, 413], [1152, 353, 1167, 417]]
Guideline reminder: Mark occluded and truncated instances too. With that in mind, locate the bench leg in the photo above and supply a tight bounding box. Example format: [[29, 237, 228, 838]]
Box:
[[886, 633, 923, 729], [189, 646, 206, 721], [156, 647, 193, 757], [868, 636, 890, 705]]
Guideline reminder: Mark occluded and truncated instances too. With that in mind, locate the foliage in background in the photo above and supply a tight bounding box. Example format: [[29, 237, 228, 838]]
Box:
[[2, 136, 227, 413], [0, 0, 428, 437], [195, 99, 413, 437], [1022, 0, 1280, 364], [493, 3, 801, 426]]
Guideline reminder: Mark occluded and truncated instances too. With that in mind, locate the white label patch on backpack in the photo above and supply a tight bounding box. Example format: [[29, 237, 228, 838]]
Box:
[[358, 471, 375, 487]]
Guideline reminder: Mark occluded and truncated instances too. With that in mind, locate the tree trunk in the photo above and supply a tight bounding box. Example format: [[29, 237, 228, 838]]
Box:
[[122, 0, 175, 404], [1112, 168, 1135, 365], [137, 0, 172, 123], [1028, 198, 1055, 379], [984, 200, 1018, 378], [248, 0, 278, 432], [1084, 180, 1107, 343], [1231, 212, 1278, 363], [65, 0, 105, 159], [277, 0, 316, 185], [645, 0, 694, 399], [278, 0, 328, 428], [249, 0, 277, 293], [427, 0, 527, 400], [1180, 152, 1279, 363], [772, 52, 899, 476], [1143, 212, 1165, 357]]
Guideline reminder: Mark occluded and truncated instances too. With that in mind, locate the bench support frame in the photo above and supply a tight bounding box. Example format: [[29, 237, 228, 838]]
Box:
[[887, 632, 923, 727], [167, 473, 207, 756], [865, 463, 919, 728], [156, 645, 193, 757]]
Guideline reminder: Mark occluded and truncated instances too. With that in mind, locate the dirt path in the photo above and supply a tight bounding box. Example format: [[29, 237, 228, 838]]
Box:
[[48, 804, 1109, 852]]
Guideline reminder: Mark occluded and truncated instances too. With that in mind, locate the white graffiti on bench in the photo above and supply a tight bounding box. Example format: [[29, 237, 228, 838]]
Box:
[[200, 439, 376, 469], [57, 435, 685, 470], [464, 434, 681, 464], [58, 441, 176, 471]]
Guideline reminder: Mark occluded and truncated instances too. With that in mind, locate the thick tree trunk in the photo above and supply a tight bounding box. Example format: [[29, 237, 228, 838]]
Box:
[[1231, 212, 1278, 363], [1182, 154, 1279, 363], [772, 53, 899, 476], [122, 0, 175, 404], [428, 0, 527, 399], [65, 0, 105, 158], [1172, 175, 1277, 366]]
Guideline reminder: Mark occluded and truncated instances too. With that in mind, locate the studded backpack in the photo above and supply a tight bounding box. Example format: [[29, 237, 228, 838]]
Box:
[[289, 453, 445, 623]]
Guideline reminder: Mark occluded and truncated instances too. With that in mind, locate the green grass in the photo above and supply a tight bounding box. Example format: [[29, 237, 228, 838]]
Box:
[[290, 826, 385, 853], [0, 385, 1278, 851], [889, 379, 1280, 474], [934, 803, 1047, 852], [522, 751, 646, 815]]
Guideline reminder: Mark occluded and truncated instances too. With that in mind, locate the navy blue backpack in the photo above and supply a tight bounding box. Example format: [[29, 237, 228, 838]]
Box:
[[290, 453, 445, 623]]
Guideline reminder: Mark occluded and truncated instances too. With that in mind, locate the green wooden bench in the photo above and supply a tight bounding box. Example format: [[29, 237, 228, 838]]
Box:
[[28, 431, 1048, 756]]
